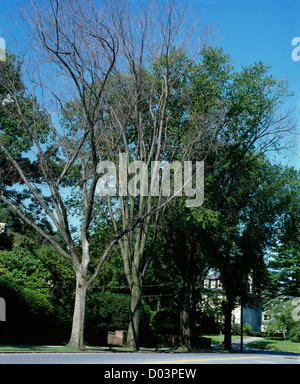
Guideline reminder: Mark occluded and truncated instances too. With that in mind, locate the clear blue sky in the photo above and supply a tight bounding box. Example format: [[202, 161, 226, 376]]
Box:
[[0, 0, 299, 169]]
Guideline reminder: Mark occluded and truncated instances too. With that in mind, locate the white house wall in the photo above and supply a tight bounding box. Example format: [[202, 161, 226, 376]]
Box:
[[232, 302, 262, 333]]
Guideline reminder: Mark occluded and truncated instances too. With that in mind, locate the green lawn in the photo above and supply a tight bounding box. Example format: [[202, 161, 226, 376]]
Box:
[[0, 345, 80, 352], [0, 336, 299, 353], [246, 337, 300, 353], [202, 335, 300, 353], [202, 334, 237, 345]]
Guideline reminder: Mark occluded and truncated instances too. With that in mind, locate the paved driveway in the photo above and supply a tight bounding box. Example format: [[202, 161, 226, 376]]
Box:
[[230, 336, 267, 351]]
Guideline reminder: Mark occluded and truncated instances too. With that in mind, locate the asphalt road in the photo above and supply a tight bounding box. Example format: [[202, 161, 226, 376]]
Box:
[[0, 337, 299, 367], [0, 350, 299, 364]]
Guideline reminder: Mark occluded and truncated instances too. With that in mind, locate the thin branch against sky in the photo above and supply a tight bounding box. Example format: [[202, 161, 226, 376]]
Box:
[[1, 0, 299, 168]]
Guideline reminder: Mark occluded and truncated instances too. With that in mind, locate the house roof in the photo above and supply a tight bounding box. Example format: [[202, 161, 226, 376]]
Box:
[[205, 272, 220, 279]]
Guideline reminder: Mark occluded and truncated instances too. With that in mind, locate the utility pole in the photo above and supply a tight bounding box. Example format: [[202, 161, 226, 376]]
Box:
[[240, 303, 243, 352]]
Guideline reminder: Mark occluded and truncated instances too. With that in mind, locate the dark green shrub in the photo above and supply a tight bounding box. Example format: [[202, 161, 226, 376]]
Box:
[[150, 306, 180, 335], [85, 291, 131, 344], [289, 323, 300, 342], [0, 278, 57, 344]]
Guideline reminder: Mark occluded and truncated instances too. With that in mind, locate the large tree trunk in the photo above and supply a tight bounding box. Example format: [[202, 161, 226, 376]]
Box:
[[179, 245, 192, 349], [179, 285, 191, 348], [68, 266, 88, 350], [126, 278, 142, 350], [224, 303, 232, 350]]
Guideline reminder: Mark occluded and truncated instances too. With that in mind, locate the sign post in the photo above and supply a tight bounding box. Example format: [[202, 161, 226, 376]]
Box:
[[0, 298, 6, 321]]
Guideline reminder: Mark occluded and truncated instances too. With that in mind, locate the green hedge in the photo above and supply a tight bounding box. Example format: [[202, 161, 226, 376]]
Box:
[[0, 278, 58, 344], [84, 291, 152, 346]]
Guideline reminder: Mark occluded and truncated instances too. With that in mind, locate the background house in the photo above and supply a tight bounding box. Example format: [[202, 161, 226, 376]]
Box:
[[0, 223, 6, 235], [204, 272, 262, 333]]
